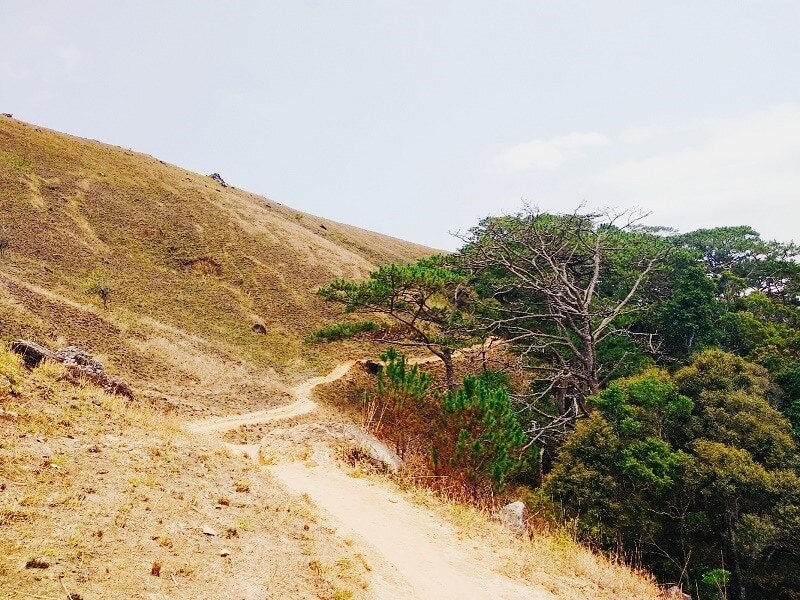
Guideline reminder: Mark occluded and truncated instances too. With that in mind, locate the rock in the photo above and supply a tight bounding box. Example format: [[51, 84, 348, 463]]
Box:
[[251, 323, 267, 335], [338, 424, 403, 473], [362, 360, 383, 375], [1, 113, 11, 118], [208, 172, 228, 187], [56, 346, 135, 399], [663, 585, 691, 600], [9, 340, 55, 368], [202, 525, 218, 536], [219, 548, 230, 557], [10, 341, 134, 399], [496, 501, 526, 533]]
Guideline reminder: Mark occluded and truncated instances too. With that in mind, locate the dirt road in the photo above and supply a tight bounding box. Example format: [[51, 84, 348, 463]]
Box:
[[184, 341, 551, 600], [272, 462, 550, 599]]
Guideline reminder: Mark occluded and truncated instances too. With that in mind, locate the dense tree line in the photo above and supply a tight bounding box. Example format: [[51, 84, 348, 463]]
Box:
[[319, 209, 800, 600]]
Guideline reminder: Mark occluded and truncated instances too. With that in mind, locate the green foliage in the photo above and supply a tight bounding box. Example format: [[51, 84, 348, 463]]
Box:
[[546, 353, 800, 599], [363, 348, 433, 457], [376, 347, 432, 407], [657, 250, 720, 357], [319, 256, 472, 389], [434, 371, 528, 491], [306, 320, 379, 343], [700, 569, 731, 600], [546, 371, 691, 547], [315, 212, 800, 596], [675, 226, 800, 304]]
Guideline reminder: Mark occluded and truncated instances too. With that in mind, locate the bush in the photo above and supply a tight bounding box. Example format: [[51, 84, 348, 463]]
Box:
[[83, 271, 114, 309], [363, 347, 432, 457], [432, 371, 529, 492], [306, 320, 380, 343]]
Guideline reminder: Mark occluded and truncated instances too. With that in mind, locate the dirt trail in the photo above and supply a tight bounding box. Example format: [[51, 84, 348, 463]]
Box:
[[272, 463, 551, 600], [186, 360, 356, 434], [183, 341, 551, 600], [186, 342, 492, 434]]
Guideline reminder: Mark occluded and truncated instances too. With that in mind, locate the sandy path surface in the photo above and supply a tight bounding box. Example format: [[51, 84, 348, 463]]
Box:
[[186, 340, 500, 435], [272, 462, 550, 600], [185, 340, 547, 600], [186, 360, 356, 434]]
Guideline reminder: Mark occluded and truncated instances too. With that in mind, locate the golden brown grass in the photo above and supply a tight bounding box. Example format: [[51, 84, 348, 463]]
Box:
[[0, 349, 370, 599], [0, 116, 435, 413]]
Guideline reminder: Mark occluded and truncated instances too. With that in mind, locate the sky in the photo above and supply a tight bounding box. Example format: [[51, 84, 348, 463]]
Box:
[[2, 1, 800, 250]]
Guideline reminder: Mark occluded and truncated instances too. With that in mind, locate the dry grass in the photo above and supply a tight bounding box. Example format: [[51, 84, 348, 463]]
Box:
[[0, 116, 435, 413], [0, 349, 370, 599]]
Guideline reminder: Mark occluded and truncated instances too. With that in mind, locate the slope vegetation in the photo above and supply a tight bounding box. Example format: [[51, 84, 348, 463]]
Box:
[[0, 115, 434, 413]]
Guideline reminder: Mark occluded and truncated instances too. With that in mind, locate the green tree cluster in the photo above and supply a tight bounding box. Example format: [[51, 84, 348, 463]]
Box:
[[318, 210, 800, 598]]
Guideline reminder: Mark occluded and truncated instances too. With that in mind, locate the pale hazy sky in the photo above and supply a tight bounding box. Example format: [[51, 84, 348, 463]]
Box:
[[3, 1, 799, 249]]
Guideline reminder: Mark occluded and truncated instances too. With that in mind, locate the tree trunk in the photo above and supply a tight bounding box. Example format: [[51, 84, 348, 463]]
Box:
[[726, 504, 747, 600], [442, 352, 456, 392]]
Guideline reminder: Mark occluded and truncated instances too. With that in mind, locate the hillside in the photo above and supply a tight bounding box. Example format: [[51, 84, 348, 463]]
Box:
[[0, 117, 665, 600], [0, 115, 434, 414]]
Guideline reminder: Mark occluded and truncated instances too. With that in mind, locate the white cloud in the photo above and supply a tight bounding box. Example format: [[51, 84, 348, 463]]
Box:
[[599, 105, 800, 241], [493, 131, 610, 173]]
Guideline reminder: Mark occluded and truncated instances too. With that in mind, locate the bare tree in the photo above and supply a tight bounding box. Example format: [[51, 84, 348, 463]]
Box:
[[459, 207, 669, 448]]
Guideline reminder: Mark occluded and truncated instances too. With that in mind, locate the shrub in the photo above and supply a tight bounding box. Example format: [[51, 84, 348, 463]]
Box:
[[432, 371, 529, 492], [363, 347, 432, 457], [306, 320, 380, 343], [83, 271, 114, 309]]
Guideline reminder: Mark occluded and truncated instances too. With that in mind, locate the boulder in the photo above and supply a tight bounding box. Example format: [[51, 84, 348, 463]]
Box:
[[9, 340, 55, 368], [496, 501, 526, 533], [208, 172, 228, 187], [337, 424, 403, 473], [251, 323, 267, 335], [10, 340, 134, 399]]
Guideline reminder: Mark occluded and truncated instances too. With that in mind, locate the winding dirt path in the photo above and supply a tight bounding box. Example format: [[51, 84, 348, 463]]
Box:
[[186, 360, 357, 434], [183, 341, 552, 600], [273, 462, 550, 599], [186, 341, 495, 434]]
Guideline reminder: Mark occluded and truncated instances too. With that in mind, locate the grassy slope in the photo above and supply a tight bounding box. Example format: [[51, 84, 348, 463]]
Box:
[[0, 116, 434, 414], [0, 349, 371, 600], [0, 117, 662, 599]]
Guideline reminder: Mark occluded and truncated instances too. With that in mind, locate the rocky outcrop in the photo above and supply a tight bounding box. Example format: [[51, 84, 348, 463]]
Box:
[[10, 340, 134, 399], [9, 340, 55, 367], [209, 172, 228, 187], [496, 501, 527, 533]]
